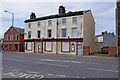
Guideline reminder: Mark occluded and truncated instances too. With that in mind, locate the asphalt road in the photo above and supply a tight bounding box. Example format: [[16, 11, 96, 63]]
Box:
[[1, 52, 119, 78]]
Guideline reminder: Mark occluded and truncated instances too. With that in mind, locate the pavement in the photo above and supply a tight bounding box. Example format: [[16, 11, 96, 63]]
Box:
[[1, 51, 119, 78]]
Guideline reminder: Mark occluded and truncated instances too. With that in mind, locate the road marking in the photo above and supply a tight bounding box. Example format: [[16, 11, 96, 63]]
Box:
[[4, 69, 44, 79], [34, 62, 69, 67], [89, 68, 119, 73], [76, 76, 86, 78], [38, 59, 82, 64], [26, 71, 39, 74], [48, 73, 66, 77], [4, 58, 24, 62], [76, 77, 80, 78]]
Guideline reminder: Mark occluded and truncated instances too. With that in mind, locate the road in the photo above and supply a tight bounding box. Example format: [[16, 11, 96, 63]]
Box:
[[1, 52, 119, 79]]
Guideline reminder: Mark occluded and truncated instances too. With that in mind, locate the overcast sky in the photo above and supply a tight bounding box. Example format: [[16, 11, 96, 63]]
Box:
[[0, 0, 116, 38]]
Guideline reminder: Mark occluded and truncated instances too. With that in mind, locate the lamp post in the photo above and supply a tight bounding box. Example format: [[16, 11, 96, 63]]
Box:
[[4, 10, 14, 27], [4, 10, 14, 51]]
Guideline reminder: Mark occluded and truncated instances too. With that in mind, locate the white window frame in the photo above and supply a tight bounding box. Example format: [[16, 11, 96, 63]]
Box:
[[72, 17, 77, 24], [71, 27, 77, 38], [10, 35, 13, 41], [48, 20, 52, 26], [47, 29, 52, 38], [26, 42, 32, 51], [62, 28, 67, 37], [45, 42, 52, 51], [62, 18, 66, 25]]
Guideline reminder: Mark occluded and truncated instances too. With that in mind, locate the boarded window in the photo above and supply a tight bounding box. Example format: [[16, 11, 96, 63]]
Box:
[[45, 42, 52, 51], [61, 42, 70, 52], [27, 42, 32, 50]]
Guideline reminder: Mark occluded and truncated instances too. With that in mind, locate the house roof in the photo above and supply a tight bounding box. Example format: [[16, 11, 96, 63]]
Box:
[[24, 10, 91, 23], [95, 35, 103, 37], [14, 27, 24, 34], [4, 26, 24, 34]]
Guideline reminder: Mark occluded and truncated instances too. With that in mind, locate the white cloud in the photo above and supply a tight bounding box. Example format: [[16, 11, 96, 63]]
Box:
[[1, 2, 116, 38], [1, 0, 115, 2]]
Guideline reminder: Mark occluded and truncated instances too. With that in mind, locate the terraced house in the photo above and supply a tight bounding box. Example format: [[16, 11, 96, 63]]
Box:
[[24, 6, 95, 55]]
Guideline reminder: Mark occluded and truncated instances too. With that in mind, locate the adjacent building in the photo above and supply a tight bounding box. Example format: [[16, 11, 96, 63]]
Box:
[[116, 0, 120, 57], [4, 26, 24, 52], [95, 31, 117, 56], [24, 6, 95, 55], [95, 31, 116, 47]]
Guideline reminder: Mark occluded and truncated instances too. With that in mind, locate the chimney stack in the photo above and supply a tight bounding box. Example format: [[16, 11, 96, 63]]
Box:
[[30, 12, 36, 19], [58, 6, 66, 14]]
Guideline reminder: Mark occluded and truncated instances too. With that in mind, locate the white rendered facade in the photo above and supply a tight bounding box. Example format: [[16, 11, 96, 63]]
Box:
[[24, 9, 95, 55]]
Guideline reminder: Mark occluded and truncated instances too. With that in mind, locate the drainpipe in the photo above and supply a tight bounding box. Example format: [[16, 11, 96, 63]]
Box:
[[56, 18, 58, 54]]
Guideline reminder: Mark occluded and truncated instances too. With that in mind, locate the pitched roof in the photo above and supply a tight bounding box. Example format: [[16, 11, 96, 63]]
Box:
[[24, 10, 91, 23], [14, 27, 24, 34]]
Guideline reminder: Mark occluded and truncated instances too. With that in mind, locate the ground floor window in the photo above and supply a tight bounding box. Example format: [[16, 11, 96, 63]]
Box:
[[45, 42, 52, 52], [61, 42, 70, 52], [15, 44, 18, 50], [4, 44, 7, 50], [10, 44, 12, 50], [38, 43, 42, 52], [26, 42, 32, 51], [71, 43, 75, 52]]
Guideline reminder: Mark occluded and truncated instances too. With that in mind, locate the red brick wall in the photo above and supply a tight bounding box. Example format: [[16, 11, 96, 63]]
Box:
[[4, 27, 24, 52], [116, 0, 120, 57], [108, 47, 117, 57], [83, 46, 90, 56]]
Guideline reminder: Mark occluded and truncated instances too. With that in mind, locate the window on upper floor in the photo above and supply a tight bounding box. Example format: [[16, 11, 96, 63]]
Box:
[[48, 20, 52, 26], [15, 35, 19, 41], [37, 22, 41, 27], [71, 28, 77, 38], [47, 29, 52, 38], [62, 18, 66, 25], [72, 17, 77, 24], [98, 36, 103, 42], [10, 35, 13, 41], [28, 23, 31, 28], [62, 28, 67, 37], [37, 30, 41, 38], [5, 35, 8, 41], [28, 31, 31, 38]]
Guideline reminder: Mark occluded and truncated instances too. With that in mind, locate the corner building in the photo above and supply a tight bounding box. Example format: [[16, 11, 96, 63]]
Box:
[[24, 6, 95, 55]]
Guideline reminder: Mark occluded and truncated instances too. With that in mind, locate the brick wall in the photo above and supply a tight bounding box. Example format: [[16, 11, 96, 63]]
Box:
[[108, 47, 117, 57], [83, 46, 90, 56]]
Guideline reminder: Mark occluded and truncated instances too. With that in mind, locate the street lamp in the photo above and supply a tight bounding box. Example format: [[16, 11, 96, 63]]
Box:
[[4, 10, 14, 27]]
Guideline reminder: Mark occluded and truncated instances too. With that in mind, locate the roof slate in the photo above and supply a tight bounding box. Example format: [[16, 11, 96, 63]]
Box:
[[24, 10, 90, 23]]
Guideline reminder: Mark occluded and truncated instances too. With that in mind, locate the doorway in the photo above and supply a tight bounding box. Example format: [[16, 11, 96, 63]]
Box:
[[76, 42, 82, 55]]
